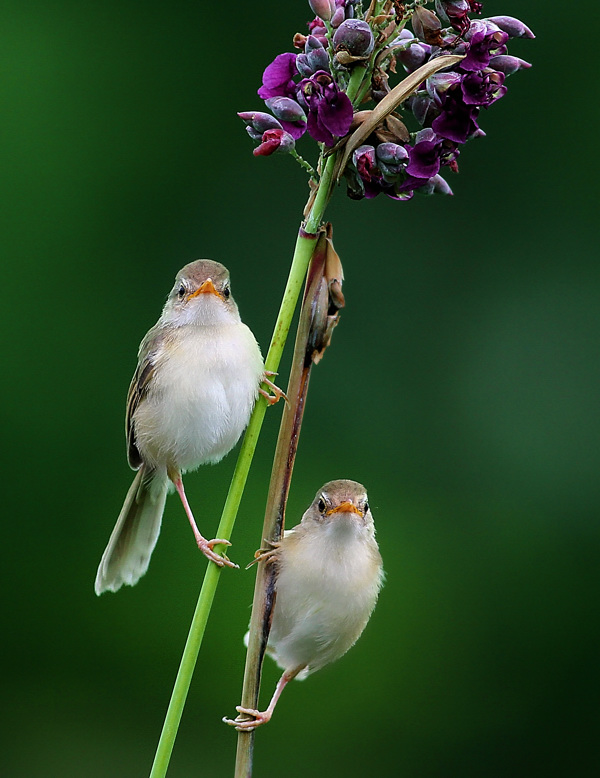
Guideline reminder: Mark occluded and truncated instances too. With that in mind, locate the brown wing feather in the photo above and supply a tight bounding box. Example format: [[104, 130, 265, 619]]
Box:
[[125, 325, 165, 470]]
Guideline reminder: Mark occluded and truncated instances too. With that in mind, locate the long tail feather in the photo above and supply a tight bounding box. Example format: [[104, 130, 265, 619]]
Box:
[[95, 467, 168, 595]]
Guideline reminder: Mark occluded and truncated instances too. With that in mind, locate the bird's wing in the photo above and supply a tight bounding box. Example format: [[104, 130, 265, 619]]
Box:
[[125, 325, 166, 469]]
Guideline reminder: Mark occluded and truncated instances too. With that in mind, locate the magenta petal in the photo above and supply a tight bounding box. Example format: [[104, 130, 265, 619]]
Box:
[[306, 110, 335, 145], [317, 89, 353, 137], [257, 53, 298, 99], [280, 119, 307, 140]]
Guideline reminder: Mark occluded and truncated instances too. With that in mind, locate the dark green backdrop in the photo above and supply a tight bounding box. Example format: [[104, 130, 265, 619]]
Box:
[[2, 1, 598, 776]]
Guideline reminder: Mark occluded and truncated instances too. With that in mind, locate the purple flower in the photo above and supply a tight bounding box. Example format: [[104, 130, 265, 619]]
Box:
[[406, 128, 442, 179], [461, 70, 506, 106], [297, 71, 353, 145], [434, 0, 482, 35], [462, 21, 508, 72], [431, 93, 481, 143], [258, 53, 299, 100], [253, 128, 295, 157]]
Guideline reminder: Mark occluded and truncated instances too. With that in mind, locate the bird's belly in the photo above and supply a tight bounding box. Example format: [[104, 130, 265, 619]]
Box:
[[133, 324, 263, 471], [269, 548, 379, 674]]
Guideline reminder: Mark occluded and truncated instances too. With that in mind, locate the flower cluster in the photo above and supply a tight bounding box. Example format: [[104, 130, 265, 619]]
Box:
[[239, 1, 533, 203]]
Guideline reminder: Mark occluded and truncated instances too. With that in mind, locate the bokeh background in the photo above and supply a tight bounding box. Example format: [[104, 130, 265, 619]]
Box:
[[1, 1, 598, 776]]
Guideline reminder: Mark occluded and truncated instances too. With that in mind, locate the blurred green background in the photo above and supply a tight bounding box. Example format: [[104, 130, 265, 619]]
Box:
[[1, 1, 598, 776]]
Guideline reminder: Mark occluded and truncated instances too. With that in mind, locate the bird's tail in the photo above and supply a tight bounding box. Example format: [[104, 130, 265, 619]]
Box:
[[95, 467, 168, 595]]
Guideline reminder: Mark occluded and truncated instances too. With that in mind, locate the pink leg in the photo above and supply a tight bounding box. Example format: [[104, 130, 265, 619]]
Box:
[[170, 473, 238, 569], [259, 372, 288, 406], [223, 666, 306, 731]]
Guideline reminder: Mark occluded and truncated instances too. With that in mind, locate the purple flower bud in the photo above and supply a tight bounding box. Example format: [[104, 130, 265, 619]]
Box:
[[397, 41, 431, 73], [420, 173, 453, 196], [376, 142, 409, 166], [253, 128, 295, 157], [307, 17, 328, 47], [376, 143, 409, 182], [408, 93, 438, 126], [297, 35, 330, 77], [489, 55, 532, 75], [333, 19, 374, 57], [487, 15, 535, 39], [265, 97, 306, 123], [331, 7, 345, 27], [309, 0, 336, 22], [265, 97, 308, 139], [238, 110, 283, 140]]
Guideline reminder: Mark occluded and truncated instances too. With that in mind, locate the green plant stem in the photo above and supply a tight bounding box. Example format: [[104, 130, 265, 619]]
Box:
[[290, 149, 317, 180]]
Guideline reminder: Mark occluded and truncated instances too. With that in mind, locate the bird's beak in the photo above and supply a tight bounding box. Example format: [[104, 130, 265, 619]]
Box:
[[188, 278, 221, 299], [326, 501, 364, 518]]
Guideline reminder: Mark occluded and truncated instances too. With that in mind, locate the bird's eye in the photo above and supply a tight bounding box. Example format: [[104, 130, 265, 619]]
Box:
[[363, 501, 369, 514], [177, 283, 186, 299], [318, 498, 326, 513], [223, 285, 230, 299]]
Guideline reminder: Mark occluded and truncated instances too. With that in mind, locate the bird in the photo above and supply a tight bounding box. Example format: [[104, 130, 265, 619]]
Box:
[[95, 259, 283, 595], [224, 479, 384, 730]]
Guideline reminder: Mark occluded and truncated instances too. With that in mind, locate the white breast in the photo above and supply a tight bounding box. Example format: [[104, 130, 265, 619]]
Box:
[[269, 521, 383, 676], [133, 322, 264, 472]]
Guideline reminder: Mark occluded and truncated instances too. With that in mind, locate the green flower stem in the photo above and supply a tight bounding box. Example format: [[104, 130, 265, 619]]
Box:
[[290, 149, 317, 180], [148, 167, 339, 778]]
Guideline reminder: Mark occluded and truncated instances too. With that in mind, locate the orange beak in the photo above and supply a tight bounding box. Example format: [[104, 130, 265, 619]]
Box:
[[326, 501, 364, 518], [188, 278, 220, 299]]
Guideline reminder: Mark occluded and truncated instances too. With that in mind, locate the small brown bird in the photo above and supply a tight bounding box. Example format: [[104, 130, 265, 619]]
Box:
[[225, 479, 384, 730], [95, 259, 282, 595]]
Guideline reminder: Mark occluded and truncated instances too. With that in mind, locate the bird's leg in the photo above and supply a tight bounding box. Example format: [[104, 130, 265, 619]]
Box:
[[245, 538, 281, 569], [223, 666, 306, 731], [259, 371, 288, 406], [169, 471, 238, 569]]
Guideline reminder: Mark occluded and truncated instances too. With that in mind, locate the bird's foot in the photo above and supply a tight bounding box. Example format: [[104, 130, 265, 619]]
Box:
[[222, 706, 272, 731], [246, 539, 281, 569], [197, 537, 239, 569], [259, 372, 288, 406]]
